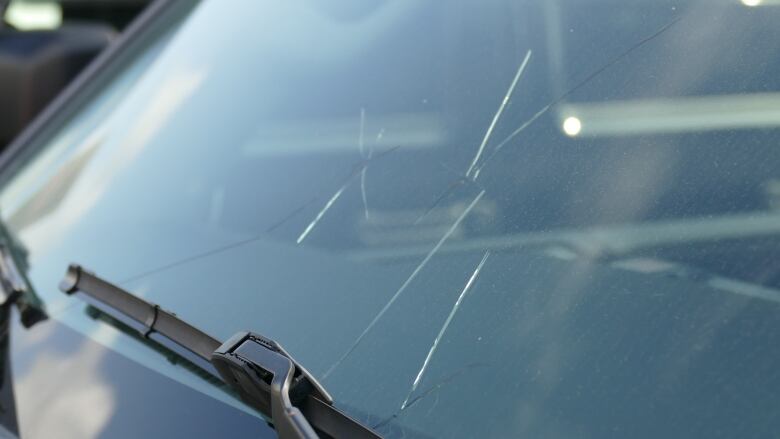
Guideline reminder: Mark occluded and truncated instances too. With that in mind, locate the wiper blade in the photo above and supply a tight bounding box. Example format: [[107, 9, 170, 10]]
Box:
[[59, 264, 381, 439]]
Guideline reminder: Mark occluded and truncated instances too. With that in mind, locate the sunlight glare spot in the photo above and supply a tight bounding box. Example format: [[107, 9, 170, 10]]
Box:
[[563, 117, 582, 137]]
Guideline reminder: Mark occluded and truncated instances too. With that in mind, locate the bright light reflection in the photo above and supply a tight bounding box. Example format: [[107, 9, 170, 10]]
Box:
[[4, 1, 62, 30], [741, 0, 762, 6], [563, 116, 582, 137]]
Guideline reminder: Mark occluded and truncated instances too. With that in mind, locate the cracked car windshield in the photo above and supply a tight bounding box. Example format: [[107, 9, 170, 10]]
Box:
[[2, 0, 780, 437]]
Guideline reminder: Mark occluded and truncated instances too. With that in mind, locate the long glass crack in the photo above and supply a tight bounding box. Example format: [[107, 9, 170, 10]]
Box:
[[297, 183, 350, 244], [465, 50, 532, 179], [415, 51, 530, 225], [115, 146, 401, 285], [110, 16, 679, 292], [58, 264, 381, 439], [297, 144, 400, 245], [413, 168, 484, 226], [400, 251, 490, 410], [361, 127, 384, 221], [372, 362, 488, 430], [471, 16, 682, 180], [322, 190, 486, 379], [358, 108, 372, 220]]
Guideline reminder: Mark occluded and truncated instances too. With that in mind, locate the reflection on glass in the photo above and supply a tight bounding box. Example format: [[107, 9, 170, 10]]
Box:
[[562, 116, 582, 137], [3, 0, 780, 437]]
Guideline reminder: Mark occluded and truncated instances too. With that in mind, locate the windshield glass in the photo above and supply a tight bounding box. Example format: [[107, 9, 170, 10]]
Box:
[[3, 0, 780, 437]]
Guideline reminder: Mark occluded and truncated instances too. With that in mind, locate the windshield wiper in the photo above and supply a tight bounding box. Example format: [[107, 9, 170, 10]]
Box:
[[0, 221, 46, 329], [59, 264, 381, 439]]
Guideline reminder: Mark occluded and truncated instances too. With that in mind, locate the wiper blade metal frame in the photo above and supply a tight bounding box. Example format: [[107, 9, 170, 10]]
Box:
[[59, 264, 381, 439]]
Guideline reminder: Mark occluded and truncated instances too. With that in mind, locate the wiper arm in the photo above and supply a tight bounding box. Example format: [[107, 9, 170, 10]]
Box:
[[59, 264, 381, 439], [0, 218, 46, 328]]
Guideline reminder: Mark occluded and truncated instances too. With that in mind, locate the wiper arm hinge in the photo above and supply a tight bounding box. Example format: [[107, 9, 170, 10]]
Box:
[[213, 332, 323, 439], [0, 243, 46, 328], [59, 264, 381, 439]]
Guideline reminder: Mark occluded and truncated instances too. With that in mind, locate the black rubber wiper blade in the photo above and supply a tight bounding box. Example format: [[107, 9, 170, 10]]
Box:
[[59, 264, 381, 439]]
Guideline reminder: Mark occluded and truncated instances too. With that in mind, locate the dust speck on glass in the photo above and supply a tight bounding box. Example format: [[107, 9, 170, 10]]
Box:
[[2, 0, 780, 437]]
